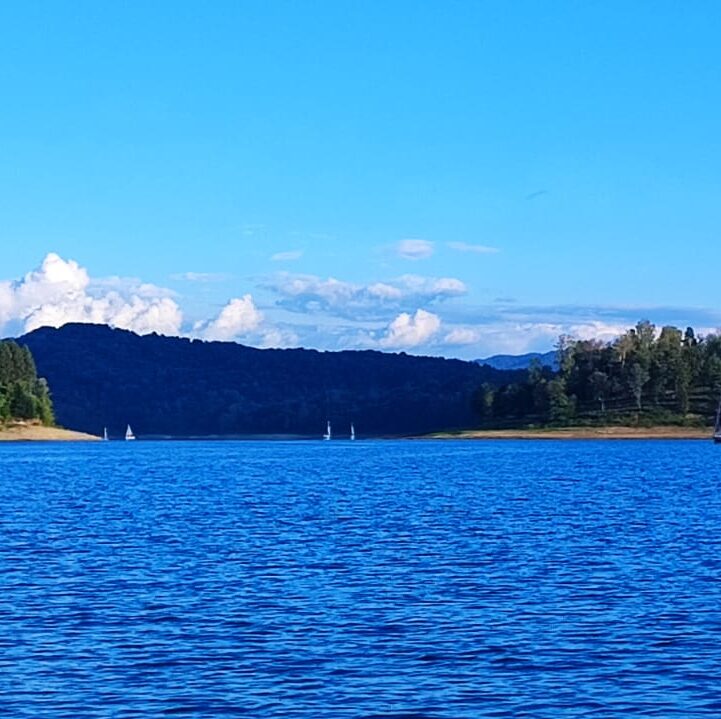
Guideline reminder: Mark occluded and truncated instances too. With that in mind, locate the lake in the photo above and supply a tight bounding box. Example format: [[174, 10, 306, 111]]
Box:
[[1, 439, 721, 717]]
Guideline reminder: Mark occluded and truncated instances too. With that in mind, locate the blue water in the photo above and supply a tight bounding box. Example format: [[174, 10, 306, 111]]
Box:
[[2, 440, 721, 718]]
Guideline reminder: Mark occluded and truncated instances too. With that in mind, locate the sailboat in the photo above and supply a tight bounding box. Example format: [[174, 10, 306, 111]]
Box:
[[323, 421, 332, 441], [125, 424, 136, 441], [714, 396, 721, 443], [350, 423, 355, 441], [103, 427, 108, 441]]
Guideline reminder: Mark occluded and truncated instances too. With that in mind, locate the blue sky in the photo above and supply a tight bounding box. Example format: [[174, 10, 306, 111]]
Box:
[[2, 2, 721, 357]]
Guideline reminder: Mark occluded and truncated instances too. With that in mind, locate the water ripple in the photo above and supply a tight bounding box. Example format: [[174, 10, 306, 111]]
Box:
[[1, 439, 721, 717]]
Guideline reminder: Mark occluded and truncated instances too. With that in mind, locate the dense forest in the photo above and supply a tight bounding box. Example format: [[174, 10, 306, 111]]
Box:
[[0, 341, 54, 425], [20, 319, 717, 436], [476, 320, 721, 427], [20, 323, 523, 437]]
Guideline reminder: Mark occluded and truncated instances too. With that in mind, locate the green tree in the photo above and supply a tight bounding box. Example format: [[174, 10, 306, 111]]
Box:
[[34, 378, 55, 426], [473, 382, 495, 421], [555, 335, 576, 379], [628, 363, 650, 411], [547, 378, 575, 424], [0, 342, 55, 426], [9, 382, 36, 420], [589, 370, 610, 414]]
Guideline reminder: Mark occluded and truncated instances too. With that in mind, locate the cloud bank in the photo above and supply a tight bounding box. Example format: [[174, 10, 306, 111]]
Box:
[[2, 253, 710, 359], [266, 272, 466, 318]]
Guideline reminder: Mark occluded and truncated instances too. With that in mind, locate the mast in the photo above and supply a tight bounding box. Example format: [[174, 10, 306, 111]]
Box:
[[350, 422, 355, 440]]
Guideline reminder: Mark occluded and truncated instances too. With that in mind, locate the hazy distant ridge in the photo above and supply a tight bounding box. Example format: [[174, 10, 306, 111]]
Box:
[[476, 351, 557, 371]]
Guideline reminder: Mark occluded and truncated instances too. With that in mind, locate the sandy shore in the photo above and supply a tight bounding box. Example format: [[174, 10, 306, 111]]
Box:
[[425, 426, 712, 440], [0, 424, 100, 441]]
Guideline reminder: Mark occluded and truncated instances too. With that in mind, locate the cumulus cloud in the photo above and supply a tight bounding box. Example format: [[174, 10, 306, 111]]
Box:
[[266, 272, 466, 319], [271, 250, 303, 262], [257, 326, 300, 349], [447, 242, 500, 255], [444, 327, 483, 345], [378, 309, 441, 349], [397, 239, 434, 260], [0, 253, 300, 347], [194, 295, 263, 341], [0, 253, 184, 336]]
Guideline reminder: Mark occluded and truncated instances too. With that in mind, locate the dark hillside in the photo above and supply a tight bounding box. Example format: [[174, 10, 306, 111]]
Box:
[[20, 324, 522, 437]]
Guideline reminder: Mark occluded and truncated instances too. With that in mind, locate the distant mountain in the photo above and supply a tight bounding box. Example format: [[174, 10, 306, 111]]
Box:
[[20, 324, 525, 437], [476, 350, 557, 371]]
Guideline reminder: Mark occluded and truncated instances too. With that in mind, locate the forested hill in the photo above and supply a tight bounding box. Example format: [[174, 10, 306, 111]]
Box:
[[0, 340, 54, 424], [478, 321, 721, 427], [19, 323, 522, 437]]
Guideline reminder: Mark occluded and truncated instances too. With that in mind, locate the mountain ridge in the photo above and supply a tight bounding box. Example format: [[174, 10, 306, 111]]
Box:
[[476, 350, 557, 371], [19, 323, 524, 437]]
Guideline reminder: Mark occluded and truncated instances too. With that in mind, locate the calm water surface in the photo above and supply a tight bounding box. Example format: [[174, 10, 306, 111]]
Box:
[[2, 439, 721, 717]]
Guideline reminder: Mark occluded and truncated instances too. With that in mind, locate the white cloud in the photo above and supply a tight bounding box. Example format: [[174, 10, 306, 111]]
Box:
[[257, 326, 300, 349], [367, 282, 404, 300], [93, 276, 177, 298], [444, 327, 482, 345], [397, 239, 434, 260], [567, 321, 626, 343], [195, 295, 263, 341], [1, 253, 184, 337], [271, 250, 303, 262], [453, 320, 626, 356], [0, 281, 13, 327], [447, 242, 500, 254], [399, 274, 465, 296], [378, 309, 441, 349], [266, 272, 466, 318]]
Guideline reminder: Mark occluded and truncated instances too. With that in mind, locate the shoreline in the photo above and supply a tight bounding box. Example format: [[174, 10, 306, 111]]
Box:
[[0, 424, 100, 442], [424, 426, 713, 440]]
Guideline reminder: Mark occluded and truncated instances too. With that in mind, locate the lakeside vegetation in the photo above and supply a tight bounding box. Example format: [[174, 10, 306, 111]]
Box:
[[13, 319, 721, 439], [475, 321, 721, 429], [0, 341, 54, 426]]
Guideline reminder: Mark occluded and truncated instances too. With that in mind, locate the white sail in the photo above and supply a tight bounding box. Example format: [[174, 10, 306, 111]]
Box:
[[125, 424, 136, 441], [103, 427, 108, 441], [323, 421, 331, 440], [350, 423, 355, 440]]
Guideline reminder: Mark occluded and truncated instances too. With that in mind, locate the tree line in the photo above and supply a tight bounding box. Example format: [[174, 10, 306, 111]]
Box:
[[0, 341, 54, 425], [475, 320, 721, 427]]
